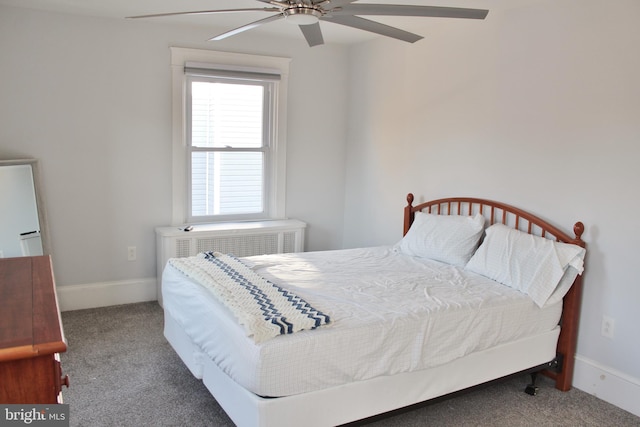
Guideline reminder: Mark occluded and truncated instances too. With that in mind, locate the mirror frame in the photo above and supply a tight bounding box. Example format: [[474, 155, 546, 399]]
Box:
[[0, 159, 52, 256]]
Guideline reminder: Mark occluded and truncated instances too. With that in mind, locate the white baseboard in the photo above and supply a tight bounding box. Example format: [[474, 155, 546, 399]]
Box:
[[573, 354, 640, 417], [56, 277, 158, 312]]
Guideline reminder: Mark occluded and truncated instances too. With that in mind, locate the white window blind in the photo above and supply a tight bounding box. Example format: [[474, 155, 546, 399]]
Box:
[[186, 66, 279, 221]]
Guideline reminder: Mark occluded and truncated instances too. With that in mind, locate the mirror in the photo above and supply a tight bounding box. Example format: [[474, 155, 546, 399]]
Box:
[[0, 159, 50, 258]]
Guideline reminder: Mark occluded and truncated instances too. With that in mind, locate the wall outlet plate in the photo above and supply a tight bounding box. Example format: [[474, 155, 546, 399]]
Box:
[[601, 315, 615, 339]]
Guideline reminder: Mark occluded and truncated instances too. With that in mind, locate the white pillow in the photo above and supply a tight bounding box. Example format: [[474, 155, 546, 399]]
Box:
[[465, 223, 585, 307], [545, 265, 580, 306], [396, 212, 485, 267]]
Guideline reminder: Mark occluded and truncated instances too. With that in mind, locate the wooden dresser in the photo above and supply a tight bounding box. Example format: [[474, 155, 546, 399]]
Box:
[[0, 255, 69, 403]]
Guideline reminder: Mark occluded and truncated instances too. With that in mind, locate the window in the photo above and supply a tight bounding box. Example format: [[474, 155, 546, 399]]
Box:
[[171, 48, 290, 224], [187, 72, 275, 220]]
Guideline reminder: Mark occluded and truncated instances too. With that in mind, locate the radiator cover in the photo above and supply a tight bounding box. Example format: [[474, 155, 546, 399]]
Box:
[[155, 219, 306, 306]]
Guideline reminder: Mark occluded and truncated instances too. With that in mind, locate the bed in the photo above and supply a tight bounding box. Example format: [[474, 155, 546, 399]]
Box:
[[161, 193, 586, 427]]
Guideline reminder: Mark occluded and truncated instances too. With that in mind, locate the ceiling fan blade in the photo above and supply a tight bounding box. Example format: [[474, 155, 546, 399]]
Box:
[[127, 8, 280, 19], [321, 14, 423, 43], [254, 0, 291, 5], [299, 22, 325, 47], [332, 4, 488, 20], [209, 13, 285, 41], [313, 0, 358, 7]]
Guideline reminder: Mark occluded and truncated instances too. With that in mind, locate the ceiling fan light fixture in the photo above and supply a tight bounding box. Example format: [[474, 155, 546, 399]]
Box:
[[284, 7, 322, 25]]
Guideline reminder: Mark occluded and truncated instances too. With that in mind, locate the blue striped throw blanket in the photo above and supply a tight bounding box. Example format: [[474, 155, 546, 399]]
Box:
[[168, 252, 330, 343]]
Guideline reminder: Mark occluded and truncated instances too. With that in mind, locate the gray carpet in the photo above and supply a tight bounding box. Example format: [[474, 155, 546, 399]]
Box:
[[60, 302, 639, 427]]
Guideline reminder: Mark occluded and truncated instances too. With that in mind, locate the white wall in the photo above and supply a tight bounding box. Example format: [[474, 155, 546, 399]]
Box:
[[0, 5, 349, 288], [343, 0, 640, 416]]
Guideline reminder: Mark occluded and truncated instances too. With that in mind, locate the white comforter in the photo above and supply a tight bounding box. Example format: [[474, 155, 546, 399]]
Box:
[[162, 246, 562, 397]]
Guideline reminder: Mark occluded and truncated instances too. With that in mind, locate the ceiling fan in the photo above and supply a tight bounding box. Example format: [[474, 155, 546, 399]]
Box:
[[128, 1, 489, 47]]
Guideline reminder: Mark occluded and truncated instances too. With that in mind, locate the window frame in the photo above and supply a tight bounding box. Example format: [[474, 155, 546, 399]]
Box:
[[170, 48, 290, 225]]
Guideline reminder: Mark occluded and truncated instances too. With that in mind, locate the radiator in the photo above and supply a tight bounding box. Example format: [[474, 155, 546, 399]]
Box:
[[155, 219, 306, 306]]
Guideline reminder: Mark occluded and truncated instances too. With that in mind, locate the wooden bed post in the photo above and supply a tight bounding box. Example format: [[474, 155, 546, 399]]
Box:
[[548, 221, 586, 391], [404, 193, 415, 236]]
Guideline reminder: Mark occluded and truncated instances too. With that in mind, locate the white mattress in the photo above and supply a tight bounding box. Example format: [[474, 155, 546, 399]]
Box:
[[162, 246, 562, 397]]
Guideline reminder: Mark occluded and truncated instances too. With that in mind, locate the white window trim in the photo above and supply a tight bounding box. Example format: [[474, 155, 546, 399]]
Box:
[[170, 47, 291, 225]]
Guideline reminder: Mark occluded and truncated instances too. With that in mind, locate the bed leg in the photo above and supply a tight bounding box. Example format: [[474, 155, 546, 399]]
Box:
[[524, 372, 539, 396]]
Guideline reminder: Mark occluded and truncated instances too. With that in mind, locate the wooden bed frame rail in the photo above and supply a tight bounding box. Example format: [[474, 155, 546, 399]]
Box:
[[404, 193, 586, 391]]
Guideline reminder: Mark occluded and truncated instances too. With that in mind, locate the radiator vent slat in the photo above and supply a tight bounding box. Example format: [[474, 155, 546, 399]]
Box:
[[283, 232, 296, 253], [195, 234, 279, 257], [175, 239, 192, 258]]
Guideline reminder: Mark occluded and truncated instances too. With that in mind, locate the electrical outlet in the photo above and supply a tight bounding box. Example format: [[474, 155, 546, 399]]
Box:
[[127, 246, 137, 262], [601, 315, 615, 339]]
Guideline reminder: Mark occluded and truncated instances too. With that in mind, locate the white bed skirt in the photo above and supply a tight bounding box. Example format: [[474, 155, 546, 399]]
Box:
[[164, 310, 560, 427]]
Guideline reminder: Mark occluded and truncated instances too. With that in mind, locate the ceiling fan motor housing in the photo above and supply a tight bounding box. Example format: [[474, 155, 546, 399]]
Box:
[[284, 6, 323, 25]]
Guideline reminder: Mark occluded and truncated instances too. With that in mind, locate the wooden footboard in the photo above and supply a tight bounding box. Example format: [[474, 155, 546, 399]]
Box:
[[404, 193, 586, 391]]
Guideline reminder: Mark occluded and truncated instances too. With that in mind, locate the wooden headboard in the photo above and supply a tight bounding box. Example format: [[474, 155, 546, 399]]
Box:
[[403, 193, 586, 392]]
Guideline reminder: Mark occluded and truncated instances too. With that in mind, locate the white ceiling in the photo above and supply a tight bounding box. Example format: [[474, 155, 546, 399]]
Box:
[[0, 0, 507, 45]]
